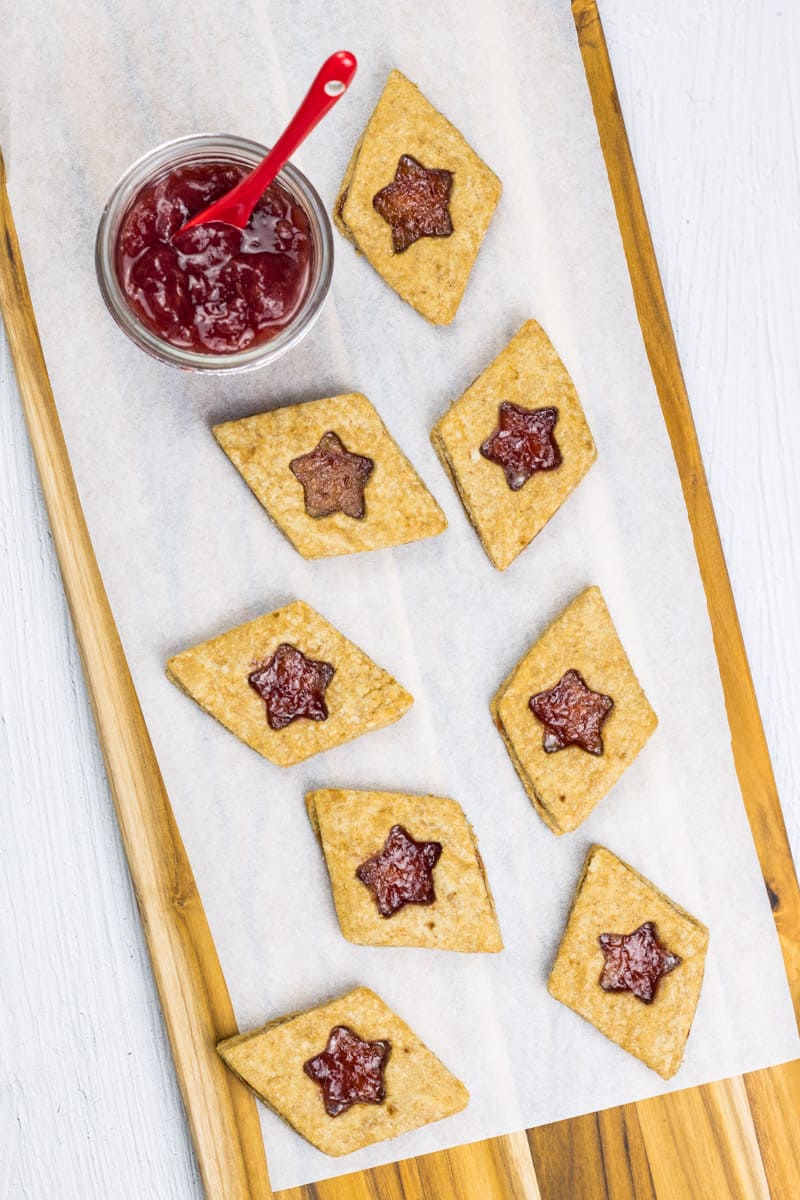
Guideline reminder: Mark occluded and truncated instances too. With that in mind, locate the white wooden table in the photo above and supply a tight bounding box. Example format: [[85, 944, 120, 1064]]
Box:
[[2, 5, 798, 1196]]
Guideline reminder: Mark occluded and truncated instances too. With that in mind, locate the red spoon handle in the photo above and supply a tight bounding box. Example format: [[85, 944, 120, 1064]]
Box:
[[180, 51, 357, 233], [262, 50, 357, 187]]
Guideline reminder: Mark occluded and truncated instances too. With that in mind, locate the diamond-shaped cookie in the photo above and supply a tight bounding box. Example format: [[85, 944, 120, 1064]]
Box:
[[335, 69, 501, 325], [431, 320, 597, 570], [166, 601, 412, 767], [549, 846, 708, 1079], [307, 789, 503, 952], [213, 394, 446, 558], [217, 986, 468, 1156], [491, 587, 657, 833]]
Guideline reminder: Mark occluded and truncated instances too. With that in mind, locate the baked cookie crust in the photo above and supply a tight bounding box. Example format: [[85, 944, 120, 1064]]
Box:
[[217, 986, 469, 1156], [491, 587, 657, 833], [431, 320, 597, 570], [166, 601, 412, 767], [213, 394, 446, 558], [307, 789, 503, 952], [548, 846, 709, 1079], [335, 69, 501, 325]]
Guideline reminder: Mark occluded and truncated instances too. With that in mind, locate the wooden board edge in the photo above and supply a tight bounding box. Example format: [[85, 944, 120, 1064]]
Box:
[[570, 0, 800, 1020]]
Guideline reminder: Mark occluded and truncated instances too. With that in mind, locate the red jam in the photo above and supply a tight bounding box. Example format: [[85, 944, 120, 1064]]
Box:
[[598, 921, 682, 1004], [115, 161, 313, 354], [304, 1026, 391, 1117], [480, 402, 562, 491], [372, 154, 454, 254], [248, 643, 334, 731], [529, 669, 614, 756], [356, 824, 442, 917]]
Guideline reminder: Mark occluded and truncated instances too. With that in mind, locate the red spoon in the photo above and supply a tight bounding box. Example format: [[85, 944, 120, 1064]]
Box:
[[177, 50, 357, 236]]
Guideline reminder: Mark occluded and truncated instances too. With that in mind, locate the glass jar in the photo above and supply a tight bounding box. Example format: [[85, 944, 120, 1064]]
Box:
[[95, 133, 333, 372]]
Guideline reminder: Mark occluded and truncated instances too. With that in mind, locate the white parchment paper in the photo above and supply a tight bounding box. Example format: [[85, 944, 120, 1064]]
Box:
[[5, 0, 799, 1189]]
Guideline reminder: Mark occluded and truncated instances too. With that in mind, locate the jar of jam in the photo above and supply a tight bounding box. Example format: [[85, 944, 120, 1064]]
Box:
[[95, 133, 333, 371]]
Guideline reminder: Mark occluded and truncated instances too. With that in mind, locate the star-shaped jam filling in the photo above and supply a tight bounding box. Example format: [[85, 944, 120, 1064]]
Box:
[[247, 643, 334, 731], [289, 431, 375, 520], [529, 669, 614, 755], [372, 154, 454, 254], [303, 1025, 391, 1117], [356, 824, 443, 918], [480, 402, 562, 491], [598, 921, 682, 1004]]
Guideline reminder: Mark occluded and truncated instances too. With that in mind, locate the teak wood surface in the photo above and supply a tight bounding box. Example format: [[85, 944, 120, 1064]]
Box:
[[1, 2, 798, 1198]]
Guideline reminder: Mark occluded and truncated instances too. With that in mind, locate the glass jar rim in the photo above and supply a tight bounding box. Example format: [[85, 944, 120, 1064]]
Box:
[[95, 132, 333, 373]]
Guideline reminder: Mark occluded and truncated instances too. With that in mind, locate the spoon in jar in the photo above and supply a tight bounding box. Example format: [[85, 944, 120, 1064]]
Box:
[[176, 50, 357, 236]]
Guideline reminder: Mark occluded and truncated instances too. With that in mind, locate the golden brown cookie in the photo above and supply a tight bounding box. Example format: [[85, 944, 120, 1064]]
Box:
[[217, 986, 469, 1155], [491, 587, 657, 833], [431, 320, 597, 570], [213, 394, 446, 558], [335, 69, 501, 325], [166, 601, 412, 767], [548, 846, 709, 1079], [307, 789, 503, 952]]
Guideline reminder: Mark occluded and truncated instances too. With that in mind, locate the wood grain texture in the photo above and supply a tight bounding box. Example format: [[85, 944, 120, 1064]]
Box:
[[2, 4, 799, 1199], [634, 1077, 771, 1200], [0, 148, 271, 1200], [528, 1106, 656, 1200], [278, 1133, 541, 1200], [744, 1058, 800, 1198]]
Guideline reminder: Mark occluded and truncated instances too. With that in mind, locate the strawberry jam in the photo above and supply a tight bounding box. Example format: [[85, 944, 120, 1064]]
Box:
[[115, 161, 313, 354], [304, 1026, 391, 1117]]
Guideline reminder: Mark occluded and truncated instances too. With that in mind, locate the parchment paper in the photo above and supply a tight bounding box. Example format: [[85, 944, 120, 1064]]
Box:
[[4, 0, 798, 1189]]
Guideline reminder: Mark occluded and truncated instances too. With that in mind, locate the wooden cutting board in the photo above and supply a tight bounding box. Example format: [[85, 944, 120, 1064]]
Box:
[[1, 2, 797, 1197]]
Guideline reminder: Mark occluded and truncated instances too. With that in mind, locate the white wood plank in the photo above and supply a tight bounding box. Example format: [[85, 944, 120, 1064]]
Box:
[[0, 338, 200, 1198]]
